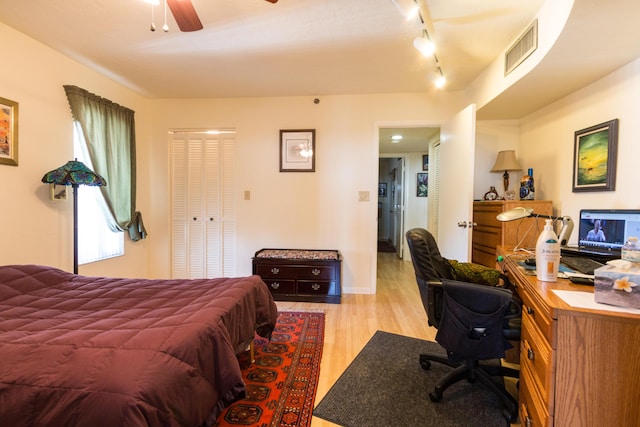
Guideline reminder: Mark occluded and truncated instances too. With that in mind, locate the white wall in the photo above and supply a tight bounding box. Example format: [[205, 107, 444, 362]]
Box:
[[146, 94, 467, 294], [474, 121, 521, 200], [517, 58, 640, 245], [0, 23, 151, 278]]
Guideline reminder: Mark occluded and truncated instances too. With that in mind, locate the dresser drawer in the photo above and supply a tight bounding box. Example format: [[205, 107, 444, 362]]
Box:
[[262, 279, 296, 294], [297, 280, 332, 295], [254, 264, 335, 280], [521, 312, 554, 408], [520, 361, 552, 427]]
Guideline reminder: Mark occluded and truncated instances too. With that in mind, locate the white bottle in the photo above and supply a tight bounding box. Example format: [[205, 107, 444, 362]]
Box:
[[535, 219, 560, 282]]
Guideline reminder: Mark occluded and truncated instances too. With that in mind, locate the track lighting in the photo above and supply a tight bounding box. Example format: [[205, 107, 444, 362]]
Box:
[[391, 0, 419, 20], [413, 31, 435, 57], [434, 67, 446, 89]]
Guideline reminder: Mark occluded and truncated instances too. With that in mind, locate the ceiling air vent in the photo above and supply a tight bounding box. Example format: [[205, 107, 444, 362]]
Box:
[[505, 19, 538, 76]]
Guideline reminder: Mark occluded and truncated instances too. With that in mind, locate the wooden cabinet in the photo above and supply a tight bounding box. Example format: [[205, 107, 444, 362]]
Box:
[[472, 200, 552, 267], [498, 247, 640, 427], [252, 249, 342, 304]]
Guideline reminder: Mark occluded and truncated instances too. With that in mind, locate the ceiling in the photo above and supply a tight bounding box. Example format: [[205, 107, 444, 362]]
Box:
[[1, 0, 639, 122], [0, 0, 543, 99]]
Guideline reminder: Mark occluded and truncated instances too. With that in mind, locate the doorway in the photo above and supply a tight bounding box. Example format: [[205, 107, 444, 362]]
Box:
[[377, 126, 439, 261]]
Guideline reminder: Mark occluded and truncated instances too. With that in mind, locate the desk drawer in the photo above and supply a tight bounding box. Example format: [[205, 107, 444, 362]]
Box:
[[520, 286, 554, 345], [520, 361, 552, 427], [521, 313, 554, 409]]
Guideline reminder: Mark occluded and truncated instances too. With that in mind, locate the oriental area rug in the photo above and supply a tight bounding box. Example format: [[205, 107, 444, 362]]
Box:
[[313, 331, 509, 427], [213, 311, 325, 427]]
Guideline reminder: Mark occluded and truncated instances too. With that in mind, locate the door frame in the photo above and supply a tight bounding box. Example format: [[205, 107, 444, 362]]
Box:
[[373, 120, 441, 292]]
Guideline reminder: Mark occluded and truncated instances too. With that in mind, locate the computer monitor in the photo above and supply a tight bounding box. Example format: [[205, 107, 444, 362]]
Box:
[[576, 209, 640, 252]]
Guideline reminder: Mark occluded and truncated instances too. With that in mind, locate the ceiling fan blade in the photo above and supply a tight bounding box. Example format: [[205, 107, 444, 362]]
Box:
[[167, 0, 203, 32], [264, 0, 278, 3]]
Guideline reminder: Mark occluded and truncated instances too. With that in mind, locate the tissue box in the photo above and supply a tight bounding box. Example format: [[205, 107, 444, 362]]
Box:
[[594, 261, 640, 309]]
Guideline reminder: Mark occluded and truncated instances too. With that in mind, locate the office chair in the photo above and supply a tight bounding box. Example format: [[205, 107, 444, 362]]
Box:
[[405, 228, 521, 422]]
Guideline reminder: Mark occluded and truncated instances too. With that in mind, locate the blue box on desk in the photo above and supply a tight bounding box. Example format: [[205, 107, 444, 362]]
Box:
[[594, 261, 640, 309]]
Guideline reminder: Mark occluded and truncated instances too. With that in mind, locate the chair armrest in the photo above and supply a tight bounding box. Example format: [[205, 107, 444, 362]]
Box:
[[426, 280, 443, 328]]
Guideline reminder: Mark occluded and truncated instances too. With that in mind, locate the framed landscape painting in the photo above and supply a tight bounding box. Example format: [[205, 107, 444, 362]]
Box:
[[572, 119, 618, 192]]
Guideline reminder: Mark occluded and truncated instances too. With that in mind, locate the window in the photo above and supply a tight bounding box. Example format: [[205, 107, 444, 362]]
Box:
[[74, 123, 124, 264]]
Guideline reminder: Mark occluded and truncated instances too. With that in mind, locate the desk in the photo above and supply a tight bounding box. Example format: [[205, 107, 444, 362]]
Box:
[[497, 246, 640, 427]]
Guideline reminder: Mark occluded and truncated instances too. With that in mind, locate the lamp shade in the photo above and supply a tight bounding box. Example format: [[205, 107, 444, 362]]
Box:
[[490, 150, 521, 173], [41, 160, 106, 275], [41, 159, 106, 187]]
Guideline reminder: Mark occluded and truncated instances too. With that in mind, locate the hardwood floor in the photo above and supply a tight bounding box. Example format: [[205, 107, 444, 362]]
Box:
[[275, 252, 436, 427]]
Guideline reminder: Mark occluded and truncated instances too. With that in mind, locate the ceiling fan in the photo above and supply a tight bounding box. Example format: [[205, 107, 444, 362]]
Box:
[[167, 0, 279, 32]]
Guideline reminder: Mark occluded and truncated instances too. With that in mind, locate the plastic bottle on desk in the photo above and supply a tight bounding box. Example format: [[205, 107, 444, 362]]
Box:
[[622, 236, 640, 263], [535, 219, 560, 282]]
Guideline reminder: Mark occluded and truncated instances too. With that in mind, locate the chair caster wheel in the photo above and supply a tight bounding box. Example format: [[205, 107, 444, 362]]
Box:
[[503, 408, 518, 423], [419, 357, 431, 370], [429, 391, 442, 402]]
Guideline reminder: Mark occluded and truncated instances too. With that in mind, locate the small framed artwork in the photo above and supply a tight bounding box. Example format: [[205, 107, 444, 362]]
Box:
[[572, 119, 618, 192], [422, 154, 429, 171], [378, 183, 387, 197], [0, 96, 19, 166], [417, 173, 428, 197], [50, 184, 68, 201], [280, 129, 315, 172]]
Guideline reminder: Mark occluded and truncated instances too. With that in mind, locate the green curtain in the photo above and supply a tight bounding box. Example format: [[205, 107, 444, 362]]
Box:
[[63, 85, 147, 241]]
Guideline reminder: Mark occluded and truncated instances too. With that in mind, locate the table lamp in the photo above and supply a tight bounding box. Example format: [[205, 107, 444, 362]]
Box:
[[42, 159, 107, 274], [490, 150, 521, 196]]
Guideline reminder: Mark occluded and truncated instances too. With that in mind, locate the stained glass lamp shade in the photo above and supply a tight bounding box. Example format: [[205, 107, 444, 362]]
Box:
[[42, 160, 107, 274]]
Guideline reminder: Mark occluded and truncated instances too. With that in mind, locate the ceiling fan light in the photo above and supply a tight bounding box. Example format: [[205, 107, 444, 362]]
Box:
[[435, 75, 446, 89], [413, 35, 435, 57]]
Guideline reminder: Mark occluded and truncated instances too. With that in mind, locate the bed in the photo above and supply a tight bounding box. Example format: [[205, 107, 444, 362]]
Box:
[[0, 264, 278, 427]]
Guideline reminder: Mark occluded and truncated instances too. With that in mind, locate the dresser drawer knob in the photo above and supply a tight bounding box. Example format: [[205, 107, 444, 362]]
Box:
[[312, 283, 320, 291], [271, 282, 280, 289], [525, 305, 534, 315], [270, 267, 280, 274], [311, 268, 321, 276], [527, 348, 535, 361]]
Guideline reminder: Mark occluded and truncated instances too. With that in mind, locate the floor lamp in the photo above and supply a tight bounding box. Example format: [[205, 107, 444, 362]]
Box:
[[42, 160, 107, 274]]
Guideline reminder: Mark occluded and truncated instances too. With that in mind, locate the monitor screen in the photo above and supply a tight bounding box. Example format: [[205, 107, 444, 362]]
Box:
[[578, 209, 640, 251]]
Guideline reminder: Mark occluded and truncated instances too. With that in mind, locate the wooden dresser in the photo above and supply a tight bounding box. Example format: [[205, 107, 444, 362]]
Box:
[[252, 249, 341, 304], [472, 200, 552, 267], [498, 246, 640, 426]]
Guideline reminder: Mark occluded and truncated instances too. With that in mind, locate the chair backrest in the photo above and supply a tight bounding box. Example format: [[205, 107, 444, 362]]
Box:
[[436, 278, 513, 362], [405, 228, 455, 283], [405, 228, 455, 327]]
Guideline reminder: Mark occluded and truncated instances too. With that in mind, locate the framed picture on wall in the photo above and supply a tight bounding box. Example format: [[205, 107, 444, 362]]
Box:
[[417, 173, 428, 197], [0, 96, 18, 166], [280, 129, 315, 172], [378, 183, 387, 197], [422, 154, 429, 171], [572, 119, 618, 192]]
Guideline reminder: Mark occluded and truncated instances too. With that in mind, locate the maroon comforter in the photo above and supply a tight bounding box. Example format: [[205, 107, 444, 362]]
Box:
[[0, 265, 278, 427]]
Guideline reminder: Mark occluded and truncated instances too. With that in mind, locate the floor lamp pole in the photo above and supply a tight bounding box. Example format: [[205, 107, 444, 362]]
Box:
[[72, 183, 79, 275]]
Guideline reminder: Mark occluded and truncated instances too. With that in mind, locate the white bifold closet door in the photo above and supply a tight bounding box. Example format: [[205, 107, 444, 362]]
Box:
[[170, 130, 236, 279]]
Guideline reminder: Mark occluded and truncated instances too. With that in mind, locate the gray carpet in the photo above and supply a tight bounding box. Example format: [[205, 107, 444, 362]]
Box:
[[313, 331, 510, 427]]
